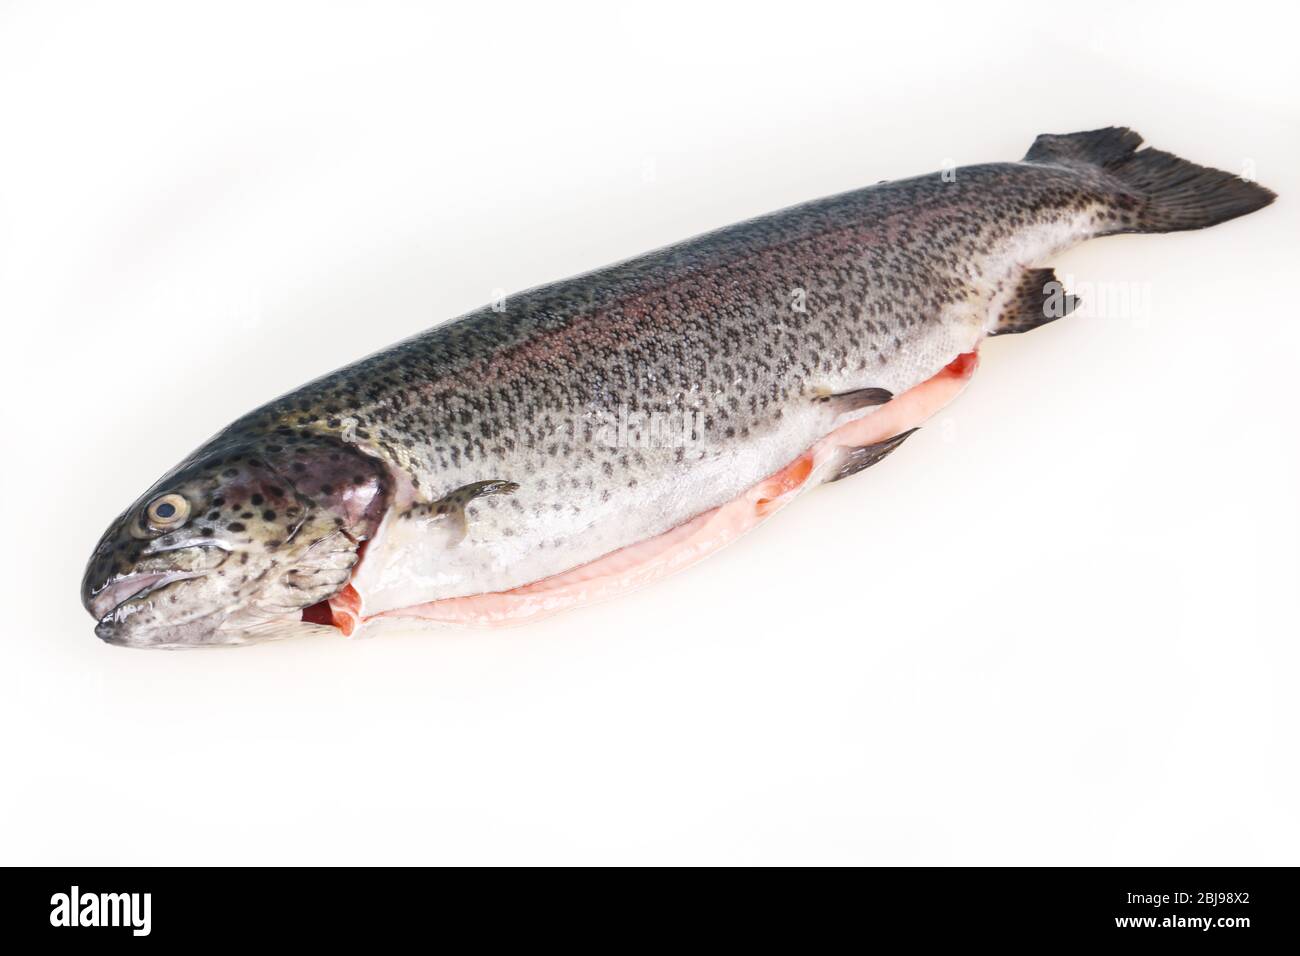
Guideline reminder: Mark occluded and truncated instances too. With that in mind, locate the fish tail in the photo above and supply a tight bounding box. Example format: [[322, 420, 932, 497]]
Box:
[[1024, 126, 1276, 234]]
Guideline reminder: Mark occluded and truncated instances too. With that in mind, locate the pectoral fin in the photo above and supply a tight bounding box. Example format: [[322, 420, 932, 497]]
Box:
[[420, 479, 520, 545]]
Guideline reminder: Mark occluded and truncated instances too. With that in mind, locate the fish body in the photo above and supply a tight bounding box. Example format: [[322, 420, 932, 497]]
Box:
[[82, 128, 1274, 646]]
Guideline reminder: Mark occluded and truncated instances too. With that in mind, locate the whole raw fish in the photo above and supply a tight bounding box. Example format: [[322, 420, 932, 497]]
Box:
[[81, 127, 1274, 647]]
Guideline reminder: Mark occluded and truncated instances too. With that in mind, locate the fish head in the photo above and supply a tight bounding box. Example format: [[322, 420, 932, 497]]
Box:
[[82, 431, 389, 648]]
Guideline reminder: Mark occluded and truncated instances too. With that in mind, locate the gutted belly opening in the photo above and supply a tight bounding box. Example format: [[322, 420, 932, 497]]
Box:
[[305, 351, 979, 634]]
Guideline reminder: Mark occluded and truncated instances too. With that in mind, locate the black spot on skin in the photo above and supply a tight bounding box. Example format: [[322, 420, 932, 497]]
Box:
[[228, 522, 246, 532], [262, 510, 276, 521], [223, 468, 237, 478], [251, 494, 264, 506]]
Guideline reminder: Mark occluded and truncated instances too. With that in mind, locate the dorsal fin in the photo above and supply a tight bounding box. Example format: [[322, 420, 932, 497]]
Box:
[[990, 268, 1079, 337]]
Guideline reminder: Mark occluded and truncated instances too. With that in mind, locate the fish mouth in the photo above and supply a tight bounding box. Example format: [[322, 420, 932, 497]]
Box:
[[89, 551, 332, 649], [87, 570, 207, 624], [83, 543, 230, 627]]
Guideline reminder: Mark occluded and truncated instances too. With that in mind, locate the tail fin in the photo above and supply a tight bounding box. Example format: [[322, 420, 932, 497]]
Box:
[[1024, 127, 1275, 234]]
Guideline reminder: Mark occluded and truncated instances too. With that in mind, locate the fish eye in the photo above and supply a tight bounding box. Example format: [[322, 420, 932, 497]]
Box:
[[145, 493, 190, 530]]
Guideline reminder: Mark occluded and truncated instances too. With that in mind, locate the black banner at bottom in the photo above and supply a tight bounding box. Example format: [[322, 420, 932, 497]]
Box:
[[1, 866, 1290, 944]]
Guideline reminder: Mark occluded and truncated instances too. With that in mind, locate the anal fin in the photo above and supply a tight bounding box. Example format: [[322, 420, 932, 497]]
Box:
[[990, 268, 1079, 336]]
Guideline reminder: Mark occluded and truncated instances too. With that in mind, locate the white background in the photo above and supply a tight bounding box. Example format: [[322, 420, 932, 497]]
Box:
[[1, 0, 1296, 865]]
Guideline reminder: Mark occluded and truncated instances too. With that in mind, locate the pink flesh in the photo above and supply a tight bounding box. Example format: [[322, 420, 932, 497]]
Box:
[[336, 351, 979, 630]]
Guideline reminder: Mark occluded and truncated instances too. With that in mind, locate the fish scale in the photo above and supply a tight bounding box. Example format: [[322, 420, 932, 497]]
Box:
[[81, 127, 1275, 646]]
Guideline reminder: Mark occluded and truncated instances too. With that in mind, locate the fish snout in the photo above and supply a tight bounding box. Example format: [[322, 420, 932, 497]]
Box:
[[80, 545, 229, 649]]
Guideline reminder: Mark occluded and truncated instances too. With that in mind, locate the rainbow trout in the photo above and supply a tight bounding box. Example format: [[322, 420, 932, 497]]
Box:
[[81, 127, 1274, 647]]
